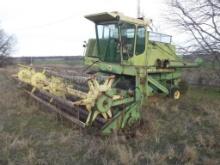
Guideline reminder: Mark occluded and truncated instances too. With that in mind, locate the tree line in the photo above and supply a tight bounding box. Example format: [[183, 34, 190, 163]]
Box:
[[0, 27, 15, 67]]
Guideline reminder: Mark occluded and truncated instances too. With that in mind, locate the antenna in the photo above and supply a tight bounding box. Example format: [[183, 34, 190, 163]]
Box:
[[137, 0, 141, 18]]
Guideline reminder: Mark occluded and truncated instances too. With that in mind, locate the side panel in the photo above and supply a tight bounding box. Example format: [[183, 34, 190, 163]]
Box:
[[146, 42, 178, 66], [85, 39, 98, 58]]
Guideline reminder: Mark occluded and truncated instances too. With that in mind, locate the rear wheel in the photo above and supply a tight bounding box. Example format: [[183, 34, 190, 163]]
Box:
[[171, 88, 181, 100]]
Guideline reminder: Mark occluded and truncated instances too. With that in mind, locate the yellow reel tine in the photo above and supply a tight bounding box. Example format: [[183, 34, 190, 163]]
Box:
[[107, 109, 112, 118], [31, 87, 36, 93], [92, 111, 99, 121], [86, 111, 92, 124], [101, 113, 108, 120]]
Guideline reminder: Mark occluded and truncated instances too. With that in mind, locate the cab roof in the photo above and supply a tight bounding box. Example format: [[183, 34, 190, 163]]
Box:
[[85, 11, 151, 26]]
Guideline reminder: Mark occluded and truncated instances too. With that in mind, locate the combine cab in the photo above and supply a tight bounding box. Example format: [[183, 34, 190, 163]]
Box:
[[16, 12, 198, 134]]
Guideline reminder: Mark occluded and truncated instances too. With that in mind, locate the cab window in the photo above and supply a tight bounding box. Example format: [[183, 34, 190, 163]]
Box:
[[135, 26, 145, 55], [121, 23, 136, 60], [96, 24, 120, 63]]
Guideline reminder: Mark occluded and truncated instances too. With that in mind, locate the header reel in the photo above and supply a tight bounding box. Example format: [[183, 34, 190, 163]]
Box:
[[16, 65, 138, 134]]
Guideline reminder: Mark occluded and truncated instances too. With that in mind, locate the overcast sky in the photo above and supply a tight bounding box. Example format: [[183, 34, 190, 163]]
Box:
[[0, 0, 182, 57]]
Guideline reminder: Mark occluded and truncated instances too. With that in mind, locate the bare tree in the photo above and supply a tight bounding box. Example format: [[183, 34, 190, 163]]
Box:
[[0, 27, 16, 67], [167, 0, 220, 67]]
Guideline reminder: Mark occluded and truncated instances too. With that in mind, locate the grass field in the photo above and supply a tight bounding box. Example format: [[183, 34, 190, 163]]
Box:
[[0, 67, 220, 165]]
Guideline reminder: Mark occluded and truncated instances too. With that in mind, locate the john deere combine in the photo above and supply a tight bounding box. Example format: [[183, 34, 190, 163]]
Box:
[[16, 12, 198, 134]]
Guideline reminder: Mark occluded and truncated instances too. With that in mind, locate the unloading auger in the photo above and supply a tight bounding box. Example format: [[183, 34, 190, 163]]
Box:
[[15, 12, 199, 134]]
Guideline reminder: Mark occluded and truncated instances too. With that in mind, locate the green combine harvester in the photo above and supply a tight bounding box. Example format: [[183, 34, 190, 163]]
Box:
[[16, 12, 198, 134]]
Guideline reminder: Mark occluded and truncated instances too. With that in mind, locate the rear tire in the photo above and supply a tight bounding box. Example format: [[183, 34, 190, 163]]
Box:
[[171, 88, 181, 100]]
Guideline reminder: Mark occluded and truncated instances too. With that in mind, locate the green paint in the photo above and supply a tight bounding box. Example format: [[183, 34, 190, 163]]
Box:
[[83, 12, 198, 134]]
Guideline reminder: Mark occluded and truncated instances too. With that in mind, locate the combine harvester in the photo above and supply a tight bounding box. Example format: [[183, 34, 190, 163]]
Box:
[[16, 12, 198, 134]]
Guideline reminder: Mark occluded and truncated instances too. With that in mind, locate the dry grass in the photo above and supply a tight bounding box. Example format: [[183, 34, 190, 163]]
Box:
[[0, 67, 220, 165], [181, 145, 198, 163]]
